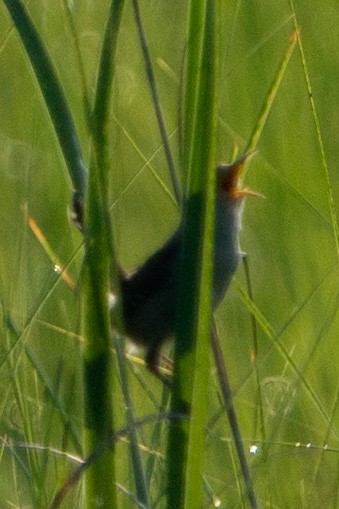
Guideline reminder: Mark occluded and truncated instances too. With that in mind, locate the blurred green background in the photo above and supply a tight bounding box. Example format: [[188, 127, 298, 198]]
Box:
[[0, 0, 338, 507]]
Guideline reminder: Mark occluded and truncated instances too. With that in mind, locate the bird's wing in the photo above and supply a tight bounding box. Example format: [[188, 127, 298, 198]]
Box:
[[121, 230, 181, 308]]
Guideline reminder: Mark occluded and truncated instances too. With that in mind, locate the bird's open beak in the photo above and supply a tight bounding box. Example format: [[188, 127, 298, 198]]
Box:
[[217, 151, 263, 199]]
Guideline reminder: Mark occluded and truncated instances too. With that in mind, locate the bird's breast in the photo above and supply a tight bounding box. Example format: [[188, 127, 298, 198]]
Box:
[[212, 196, 243, 306]]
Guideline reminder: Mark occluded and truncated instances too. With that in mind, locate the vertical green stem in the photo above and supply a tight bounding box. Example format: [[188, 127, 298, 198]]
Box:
[[82, 2, 124, 508], [83, 202, 116, 508], [181, 2, 205, 179], [167, 1, 219, 508]]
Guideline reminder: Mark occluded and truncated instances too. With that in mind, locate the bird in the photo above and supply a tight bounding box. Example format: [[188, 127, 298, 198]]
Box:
[[72, 153, 258, 385], [116, 153, 259, 385]]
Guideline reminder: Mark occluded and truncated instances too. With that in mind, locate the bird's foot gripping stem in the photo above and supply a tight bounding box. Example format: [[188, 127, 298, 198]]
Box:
[[146, 349, 173, 389]]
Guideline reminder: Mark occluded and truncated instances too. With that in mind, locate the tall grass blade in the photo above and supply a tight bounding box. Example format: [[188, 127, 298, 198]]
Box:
[[211, 322, 258, 509], [81, 2, 125, 508], [167, 1, 219, 507], [82, 160, 117, 509], [181, 3, 204, 180], [81, 196, 117, 508], [2, 0, 86, 196]]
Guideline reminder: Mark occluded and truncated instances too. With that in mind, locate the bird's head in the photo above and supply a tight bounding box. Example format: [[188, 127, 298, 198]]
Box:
[[216, 152, 260, 202]]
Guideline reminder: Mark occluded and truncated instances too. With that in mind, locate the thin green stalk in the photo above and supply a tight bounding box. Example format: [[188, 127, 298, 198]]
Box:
[[211, 321, 258, 509], [145, 388, 171, 484], [167, 1, 219, 508], [115, 335, 151, 508], [82, 2, 124, 508], [289, 2, 339, 260], [246, 31, 297, 156], [242, 257, 266, 448], [92, 0, 126, 295], [131, 0, 181, 204], [2, 0, 86, 197], [311, 321, 339, 486], [112, 116, 179, 207]]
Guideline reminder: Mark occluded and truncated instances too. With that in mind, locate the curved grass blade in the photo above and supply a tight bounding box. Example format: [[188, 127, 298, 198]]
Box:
[[2, 0, 86, 196]]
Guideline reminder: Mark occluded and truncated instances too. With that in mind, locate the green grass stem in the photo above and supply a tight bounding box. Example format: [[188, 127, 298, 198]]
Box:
[[1, 2, 338, 507], [246, 31, 298, 157], [167, 1, 219, 507], [82, 164, 117, 509], [289, 2, 339, 260], [115, 334, 151, 507], [82, 2, 125, 507], [131, 0, 181, 204], [211, 321, 258, 509]]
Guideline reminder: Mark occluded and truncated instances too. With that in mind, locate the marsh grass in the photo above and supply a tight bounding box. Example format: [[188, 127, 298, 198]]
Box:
[[0, 1, 338, 508]]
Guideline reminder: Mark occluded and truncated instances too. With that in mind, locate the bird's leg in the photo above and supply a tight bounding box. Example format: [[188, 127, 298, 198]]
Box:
[[145, 344, 172, 388], [161, 354, 173, 371]]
